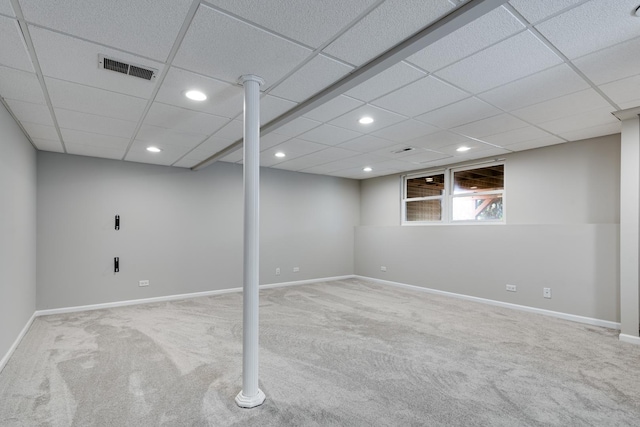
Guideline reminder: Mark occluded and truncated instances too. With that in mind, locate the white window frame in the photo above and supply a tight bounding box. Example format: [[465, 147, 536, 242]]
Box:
[[401, 161, 505, 225]]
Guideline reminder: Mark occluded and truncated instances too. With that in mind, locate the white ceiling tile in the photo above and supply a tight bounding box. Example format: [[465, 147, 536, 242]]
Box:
[[20, 0, 193, 61], [370, 119, 439, 143], [219, 149, 243, 163], [173, 4, 312, 87], [452, 114, 529, 139], [144, 103, 229, 135], [303, 95, 364, 123], [345, 62, 427, 102], [45, 78, 147, 122], [136, 124, 206, 149], [0, 16, 33, 72], [478, 64, 590, 111], [600, 75, 640, 110], [61, 128, 130, 150], [30, 27, 162, 99], [511, 89, 611, 124], [407, 6, 525, 72], [55, 108, 137, 139], [125, 141, 188, 166], [302, 154, 388, 174], [372, 143, 439, 160], [537, 106, 619, 135], [0, 67, 44, 104], [155, 67, 244, 119], [204, 0, 378, 48], [187, 135, 235, 158], [20, 122, 58, 140], [405, 130, 480, 151], [371, 76, 469, 117], [328, 105, 406, 133], [534, 0, 640, 59], [573, 36, 640, 85], [370, 158, 421, 170], [504, 136, 566, 152], [435, 30, 563, 93], [556, 121, 620, 141], [479, 126, 558, 147], [260, 95, 297, 124], [260, 138, 327, 166], [508, 0, 584, 24], [271, 117, 321, 138], [65, 143, 124, 160], [393, 149, 451, 165], [213, 120, 243, 141], [0, 1, 14, 16], [323, 0, 453, 66], [415, 97, 501, 129], [260, 132, 290, 151], [336, 134, 395, 153], [5, 99, 53, 126], [433, 143, 511, 158], [273, 147, 360, 172], [298, 123, 362, 146], [32, 138, 64, 153], [269, 54, 353, 102]]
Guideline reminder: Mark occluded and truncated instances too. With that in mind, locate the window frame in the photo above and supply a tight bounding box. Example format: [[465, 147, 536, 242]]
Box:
[[401, 161, 506, 225]]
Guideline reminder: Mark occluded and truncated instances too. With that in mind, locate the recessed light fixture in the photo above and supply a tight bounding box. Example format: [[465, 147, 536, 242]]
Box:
[[425, 177, 434, 182], [146, 146, 162, 153], [456, 146, 471, 152], [185, 90, 207, 101], [363, 166, 373, 172], [470, 186, 478, 190], [275, 152, 286, 158], [358, 116, 374, 125]]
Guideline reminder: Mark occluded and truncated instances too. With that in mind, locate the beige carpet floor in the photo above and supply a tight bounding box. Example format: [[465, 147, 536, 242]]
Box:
[[1, 278, 639, 426]]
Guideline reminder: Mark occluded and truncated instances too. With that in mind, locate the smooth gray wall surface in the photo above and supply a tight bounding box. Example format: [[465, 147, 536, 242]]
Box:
[[356, 135, 621, 322], [0, 103, 37, 361], [37, 153, 359, 309], [361, 135, 620, 226]]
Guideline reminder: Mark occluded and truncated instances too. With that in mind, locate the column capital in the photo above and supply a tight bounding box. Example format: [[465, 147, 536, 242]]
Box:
[[238, 75, 265, 86]]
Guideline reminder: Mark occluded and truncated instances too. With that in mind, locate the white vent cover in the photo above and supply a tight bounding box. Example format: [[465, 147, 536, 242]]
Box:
[[98, 54, 157, 81], [392, 147, 415, 154]]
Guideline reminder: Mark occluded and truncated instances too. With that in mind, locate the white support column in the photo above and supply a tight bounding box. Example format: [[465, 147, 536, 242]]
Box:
[[615, 108, 640, 345], [236, 74, 266, 407]]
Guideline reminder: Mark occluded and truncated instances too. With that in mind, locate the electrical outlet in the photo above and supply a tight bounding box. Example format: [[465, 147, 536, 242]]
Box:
[[275, 268, 280, 275], [543, 288, 552, 299], [293, 267, 300, 273], [506, 284, 516, 292], [139, 280, 149, 287], [381, 266, 387, 272]]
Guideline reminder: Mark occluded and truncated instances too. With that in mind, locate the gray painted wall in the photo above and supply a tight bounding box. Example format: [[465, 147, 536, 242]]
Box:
[[37, 153, 360, 309], [0, 103, 37, 361], [357, 135, 621, 321]]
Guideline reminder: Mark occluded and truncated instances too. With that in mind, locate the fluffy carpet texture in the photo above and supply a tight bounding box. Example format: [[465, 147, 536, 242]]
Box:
[[1, 278, 639, 426]]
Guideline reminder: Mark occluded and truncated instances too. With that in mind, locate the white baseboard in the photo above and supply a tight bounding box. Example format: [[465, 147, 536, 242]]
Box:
[[619, 334, 640, 346], [0, 312, 36, 374], [356, 276, 621, 331], [36, 275, 356, 317]]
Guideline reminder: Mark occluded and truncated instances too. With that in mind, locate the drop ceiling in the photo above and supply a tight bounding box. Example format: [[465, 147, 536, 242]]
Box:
[[0, 0, 635, 179]]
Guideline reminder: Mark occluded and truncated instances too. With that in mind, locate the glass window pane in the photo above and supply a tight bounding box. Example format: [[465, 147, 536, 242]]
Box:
[[406, 199, 442, 221], [406, 174, 444, 198], [452, 195, 503, 221], [453, 165, 504, 195]]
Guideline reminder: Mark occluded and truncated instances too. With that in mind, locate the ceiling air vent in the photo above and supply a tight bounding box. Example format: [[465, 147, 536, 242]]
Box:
[[392, 147, 415, 154], [98, 55, 157, 81]]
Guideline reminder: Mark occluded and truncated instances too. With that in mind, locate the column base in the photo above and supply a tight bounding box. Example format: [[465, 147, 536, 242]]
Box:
[[235, 388, 266, 408]]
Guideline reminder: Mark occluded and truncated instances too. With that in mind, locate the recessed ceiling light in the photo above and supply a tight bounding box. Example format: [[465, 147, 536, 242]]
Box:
[[363, 166, 373, 172], [146, 146, 162, 153], [425, 177, 434, 182], [185, 90, 207, 101], [275, 152, 286, 158], [358, 116, 374, 125], [456, 146, 471, 152]]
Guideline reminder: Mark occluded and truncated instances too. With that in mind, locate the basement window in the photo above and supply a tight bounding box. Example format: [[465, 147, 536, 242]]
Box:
[[402, 163, 505, 224]]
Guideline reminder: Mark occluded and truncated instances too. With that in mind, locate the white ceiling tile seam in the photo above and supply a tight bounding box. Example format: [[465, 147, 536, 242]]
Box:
[[192, 0, 511, 171], [504, 3, 621, 112], [121, 0, 202, 161], [10, 1, 66, 153]]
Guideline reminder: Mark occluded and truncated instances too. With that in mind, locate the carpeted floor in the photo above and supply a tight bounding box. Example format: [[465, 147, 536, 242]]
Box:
[[1, 278, 639, 426]]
